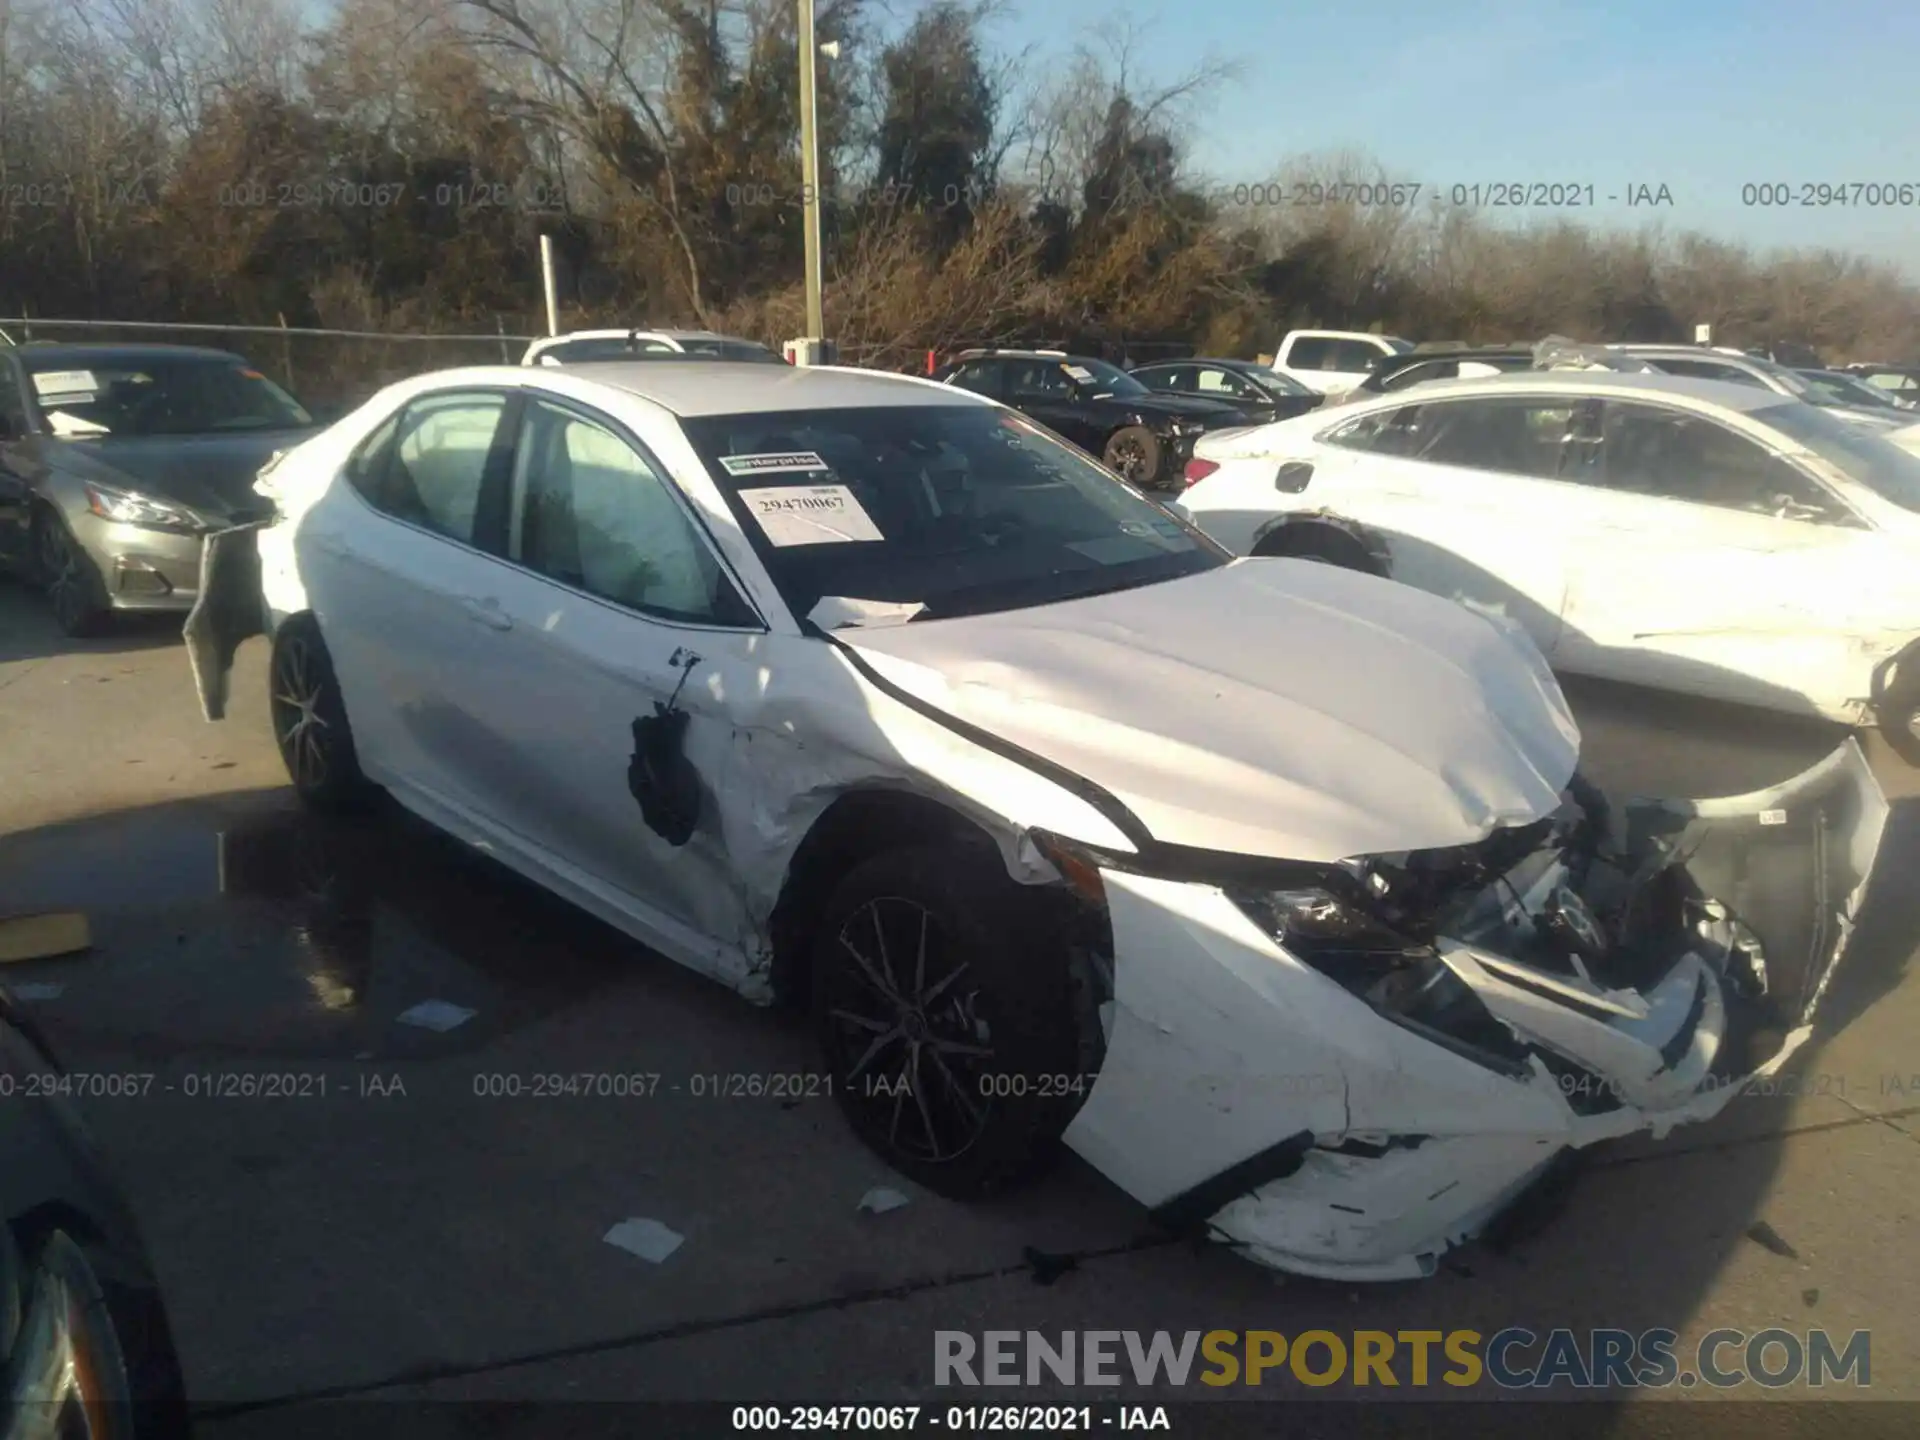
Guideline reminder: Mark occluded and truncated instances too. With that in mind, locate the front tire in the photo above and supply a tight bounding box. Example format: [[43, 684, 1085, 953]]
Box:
[[32, 505, 113, 637], [1102, 425, 1164, 489], [810, 845, 1094, 1199], [269, 618, 368, 811]]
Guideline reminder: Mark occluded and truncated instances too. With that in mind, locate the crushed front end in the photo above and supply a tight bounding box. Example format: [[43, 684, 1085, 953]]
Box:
[[1057, 740, 1888, 1280]]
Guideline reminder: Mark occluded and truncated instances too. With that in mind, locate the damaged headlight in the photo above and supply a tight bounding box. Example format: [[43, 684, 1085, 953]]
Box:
[[1232, 884, 1533, 1074], [1233, 887, 1424, 960]]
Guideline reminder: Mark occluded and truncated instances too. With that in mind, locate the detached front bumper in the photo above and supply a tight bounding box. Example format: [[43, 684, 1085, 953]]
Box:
[[1060, 740, 1888, 1281]]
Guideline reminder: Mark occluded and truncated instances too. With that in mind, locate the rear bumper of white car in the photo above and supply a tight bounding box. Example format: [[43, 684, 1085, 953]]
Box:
[[1061, 739, 1887, 1280]]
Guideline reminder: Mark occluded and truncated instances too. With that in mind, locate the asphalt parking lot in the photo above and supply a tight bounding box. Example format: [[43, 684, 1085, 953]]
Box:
[[3, 577, 1918, 1432]]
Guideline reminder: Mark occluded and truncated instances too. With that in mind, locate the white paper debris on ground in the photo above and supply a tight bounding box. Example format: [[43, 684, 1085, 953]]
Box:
[[807, 596, 926, 631], [858, 1186, 911, 1215], [11, 983, 65, 1002], [395, 999, 476, 1032], [603, 1217, 685, 1264]]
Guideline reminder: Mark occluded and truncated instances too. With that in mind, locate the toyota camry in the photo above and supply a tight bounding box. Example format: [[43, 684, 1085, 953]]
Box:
[[184, 362, 1886, 1281]]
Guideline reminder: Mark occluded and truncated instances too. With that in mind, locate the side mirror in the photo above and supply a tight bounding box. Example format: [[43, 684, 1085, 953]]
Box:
[[1275, 461, 1314, 493]]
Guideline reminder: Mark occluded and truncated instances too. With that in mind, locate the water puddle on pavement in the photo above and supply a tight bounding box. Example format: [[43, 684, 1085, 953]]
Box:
[[0, 790, 643, 1061]]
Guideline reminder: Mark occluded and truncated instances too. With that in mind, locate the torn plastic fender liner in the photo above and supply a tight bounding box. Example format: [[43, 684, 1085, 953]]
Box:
[[1614, 736, 1888, 1050], [183, 521, 272, 721]]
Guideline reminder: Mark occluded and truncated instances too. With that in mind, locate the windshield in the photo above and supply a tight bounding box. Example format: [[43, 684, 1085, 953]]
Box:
[[1383, 337, 1414, 354], [1797, 370, 1903, 410], [24, 356, 312, 437], [532, 336, 780, 365], [1756, 400, 1920, 515], [680, 404, 1225, 623], [679, 339, 783, 362], [1250, 367, 1313, 395], [1065, 359, 1149, 397]]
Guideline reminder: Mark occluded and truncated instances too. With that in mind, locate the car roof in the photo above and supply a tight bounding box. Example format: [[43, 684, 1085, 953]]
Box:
[[944, 349, 1076, 362], [7, 343, 242, 365], [531, 329, 764, 345], [1347, 369, 1792, 412], [1137, 357, 1262, 369], [556, 361, 986, 417], [1614, 343, 1767, 361]]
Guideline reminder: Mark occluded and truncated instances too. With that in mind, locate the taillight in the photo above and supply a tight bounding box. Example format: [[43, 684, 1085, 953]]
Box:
[[1183, 458, 1220, 487]]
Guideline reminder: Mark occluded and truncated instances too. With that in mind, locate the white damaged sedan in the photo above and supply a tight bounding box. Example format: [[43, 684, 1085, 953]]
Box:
[[185, 362, 1887, 1281]]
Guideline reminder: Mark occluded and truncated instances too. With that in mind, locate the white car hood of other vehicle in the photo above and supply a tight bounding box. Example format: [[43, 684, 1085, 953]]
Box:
[[835, 559, 1581, 863]]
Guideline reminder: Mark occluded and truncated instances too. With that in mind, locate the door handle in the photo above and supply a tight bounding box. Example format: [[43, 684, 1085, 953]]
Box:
[[461, 596, 513, 631]]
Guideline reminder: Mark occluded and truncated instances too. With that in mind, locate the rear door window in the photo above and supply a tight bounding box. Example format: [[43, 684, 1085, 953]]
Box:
[[1593, 400, 1857, 524]]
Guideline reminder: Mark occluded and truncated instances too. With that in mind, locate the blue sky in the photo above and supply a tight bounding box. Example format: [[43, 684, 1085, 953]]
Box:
[[982, 0, 1920, 277]]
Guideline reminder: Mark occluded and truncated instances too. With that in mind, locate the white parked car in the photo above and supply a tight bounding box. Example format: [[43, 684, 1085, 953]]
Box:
[[1176, 371, 1920, 742], [1269, 330, 1413, 396], [523, 329, 784, 366], [184, 363, 1883, 1281]]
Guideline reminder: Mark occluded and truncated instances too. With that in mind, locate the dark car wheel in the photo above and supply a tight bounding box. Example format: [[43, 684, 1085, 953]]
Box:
[[1102, 425, 1164, 488], [31, 506, 113, 638], [269, 618, 368, 811], [3, 1227, 190, 1440], [1873, 644, 1920, 764], [1253, 524, 1387, 575], [810, 844, 1096, 1200]]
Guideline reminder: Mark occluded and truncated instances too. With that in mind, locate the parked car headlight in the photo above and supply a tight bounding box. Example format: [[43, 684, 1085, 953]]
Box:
[[84, 481, 200, 532]]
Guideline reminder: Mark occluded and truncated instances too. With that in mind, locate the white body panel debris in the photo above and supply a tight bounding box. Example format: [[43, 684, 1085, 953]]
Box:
[[395, 999, 477, 1032], [603, 1217, 685, 1264]]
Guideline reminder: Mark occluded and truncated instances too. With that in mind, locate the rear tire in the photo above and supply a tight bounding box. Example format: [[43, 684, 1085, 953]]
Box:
[[810, 844, 1094, 1200], [1252, 523, 1385, 575], [1873, 645, 1920, 765], [32, 505, 113, 637], [1102, 425, 1164, 488], [269, 617, 369, 811]]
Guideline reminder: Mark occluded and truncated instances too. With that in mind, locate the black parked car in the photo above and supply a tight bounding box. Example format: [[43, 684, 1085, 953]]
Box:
[[1354, 347, 1537, 395], [1125, 358, 1323, 426], [1, 987, 191, 1437], [931, 350, 1244, 488]]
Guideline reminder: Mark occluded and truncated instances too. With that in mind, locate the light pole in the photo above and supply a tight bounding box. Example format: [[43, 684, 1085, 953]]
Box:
[[798, 0, 825, 339]]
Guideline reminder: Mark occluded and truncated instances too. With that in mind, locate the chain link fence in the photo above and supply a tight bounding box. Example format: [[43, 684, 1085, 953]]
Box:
[[0, 318, 1210, 399], [0, 317, 543, 411]]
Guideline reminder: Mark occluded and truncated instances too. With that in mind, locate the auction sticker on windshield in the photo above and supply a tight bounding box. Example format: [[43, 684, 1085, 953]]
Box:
[[719, 451, 830, 476], [31, 370, 98, 400], [738, 484, 884, 546]]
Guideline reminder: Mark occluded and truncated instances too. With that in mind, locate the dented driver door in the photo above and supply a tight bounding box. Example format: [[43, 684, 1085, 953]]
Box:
[[445, 396, 766, 959]]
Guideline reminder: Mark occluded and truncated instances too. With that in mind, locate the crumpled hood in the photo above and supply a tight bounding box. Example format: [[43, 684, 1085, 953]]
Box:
[[837, 559, 1582, 862], [52, 431, 317, 521]]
